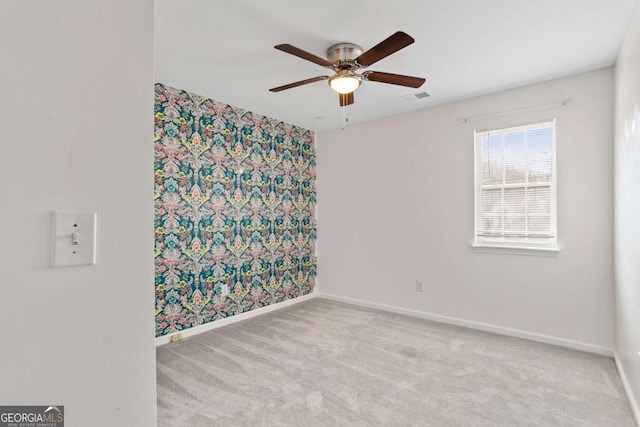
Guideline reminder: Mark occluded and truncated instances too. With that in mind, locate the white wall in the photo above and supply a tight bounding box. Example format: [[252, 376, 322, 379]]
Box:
[[317, 68, 614, 349], [0, 2, 156, 426], [615, 0, 640, 412]]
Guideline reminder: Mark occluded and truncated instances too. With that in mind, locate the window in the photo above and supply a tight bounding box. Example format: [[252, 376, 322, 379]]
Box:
[[473, 120, 558, 253]]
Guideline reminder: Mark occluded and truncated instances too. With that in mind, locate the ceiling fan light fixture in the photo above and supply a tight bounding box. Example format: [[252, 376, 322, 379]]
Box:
[[328, 70, 361, 94]]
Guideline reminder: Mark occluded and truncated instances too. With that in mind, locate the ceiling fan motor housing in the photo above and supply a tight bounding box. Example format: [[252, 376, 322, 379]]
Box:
[[326, 43, 363, 68]]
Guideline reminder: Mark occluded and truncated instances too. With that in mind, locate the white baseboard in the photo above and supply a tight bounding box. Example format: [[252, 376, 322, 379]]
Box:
[[615, 352, 640, 426], [155, 292, 318, 346], [317, 292, 614, 357]]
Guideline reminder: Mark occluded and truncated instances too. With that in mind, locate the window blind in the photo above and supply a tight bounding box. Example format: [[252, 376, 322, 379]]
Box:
[[476, 121, 555, 240]]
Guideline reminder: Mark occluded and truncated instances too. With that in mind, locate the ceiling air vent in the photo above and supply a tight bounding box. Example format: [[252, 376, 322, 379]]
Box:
[[402, 91, 430, 101]]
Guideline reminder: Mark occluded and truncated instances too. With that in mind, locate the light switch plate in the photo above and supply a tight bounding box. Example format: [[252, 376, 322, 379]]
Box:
[[52, 211, 97, 267]]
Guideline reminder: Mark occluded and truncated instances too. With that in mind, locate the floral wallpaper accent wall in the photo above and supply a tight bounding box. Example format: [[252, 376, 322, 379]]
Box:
[[154, 83, 317, 337]]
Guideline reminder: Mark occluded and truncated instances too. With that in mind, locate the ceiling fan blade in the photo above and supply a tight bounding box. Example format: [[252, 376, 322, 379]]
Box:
[[355, 31, 415, 67], [274, 44, 334, 67], [339, 92, 354, 106], [269, 76, 329, 92], [363, 71, 425, 88]]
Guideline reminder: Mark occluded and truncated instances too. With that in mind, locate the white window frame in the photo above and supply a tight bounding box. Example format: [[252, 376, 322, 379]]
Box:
[[472, 120, 559, 255]]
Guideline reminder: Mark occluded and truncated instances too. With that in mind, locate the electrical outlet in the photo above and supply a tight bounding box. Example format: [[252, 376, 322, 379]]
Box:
[[220, 284, 229, 296], [416, 280, 425, 293], [170, 333, 183, 343]]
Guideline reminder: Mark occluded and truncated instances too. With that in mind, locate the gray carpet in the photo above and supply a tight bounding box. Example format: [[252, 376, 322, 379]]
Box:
[[156, 298, 635, 426]]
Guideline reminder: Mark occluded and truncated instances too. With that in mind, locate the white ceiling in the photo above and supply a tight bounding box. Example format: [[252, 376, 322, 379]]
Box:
[[155, 0, 636, 132]]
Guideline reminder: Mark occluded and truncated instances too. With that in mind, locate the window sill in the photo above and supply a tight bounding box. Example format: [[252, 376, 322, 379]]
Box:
[[471, 243, 559, 257]]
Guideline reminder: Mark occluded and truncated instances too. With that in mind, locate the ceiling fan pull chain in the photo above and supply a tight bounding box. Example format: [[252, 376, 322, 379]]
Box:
[[342, 105, 346, 130]]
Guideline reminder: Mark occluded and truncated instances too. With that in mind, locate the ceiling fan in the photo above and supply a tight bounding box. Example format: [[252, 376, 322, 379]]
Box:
[[269, 31, 426, 106]]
